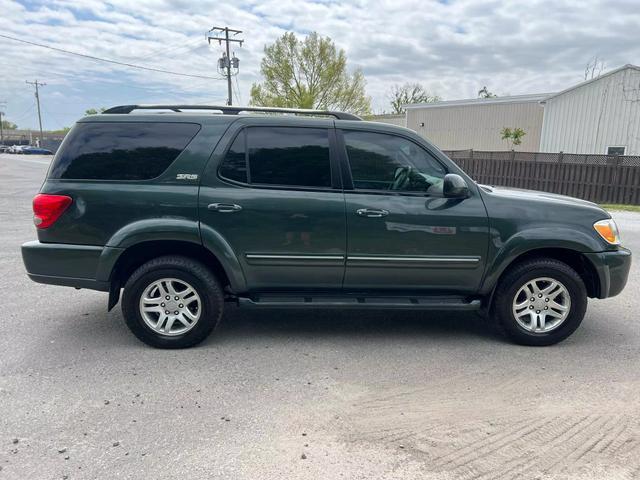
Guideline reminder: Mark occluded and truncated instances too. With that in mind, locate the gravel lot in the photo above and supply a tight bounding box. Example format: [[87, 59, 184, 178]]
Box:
[[1, 153, 639, 479]]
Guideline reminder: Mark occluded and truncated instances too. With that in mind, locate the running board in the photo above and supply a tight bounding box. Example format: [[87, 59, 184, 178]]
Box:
[[236, 295, 481, 310]]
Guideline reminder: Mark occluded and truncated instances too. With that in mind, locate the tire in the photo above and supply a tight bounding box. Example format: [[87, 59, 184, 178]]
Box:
[[493, 258, 587, 346], [122, 255, 224, 348]]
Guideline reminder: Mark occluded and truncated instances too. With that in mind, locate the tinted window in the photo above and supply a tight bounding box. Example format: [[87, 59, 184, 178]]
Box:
[[247, 127, 331, 188], [49, 122, 200, 180], [219, 131, 247, 183], [343, 131, 446, 194]]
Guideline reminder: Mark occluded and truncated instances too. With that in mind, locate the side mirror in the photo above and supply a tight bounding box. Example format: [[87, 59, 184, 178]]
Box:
[[443, 173, 470, 198]]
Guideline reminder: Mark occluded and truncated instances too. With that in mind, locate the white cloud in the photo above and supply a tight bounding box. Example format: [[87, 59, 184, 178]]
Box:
[[0, 0, 638, 129]]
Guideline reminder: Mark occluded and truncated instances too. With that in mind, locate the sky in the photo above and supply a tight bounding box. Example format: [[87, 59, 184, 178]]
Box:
[[0, 0, 639, 130]]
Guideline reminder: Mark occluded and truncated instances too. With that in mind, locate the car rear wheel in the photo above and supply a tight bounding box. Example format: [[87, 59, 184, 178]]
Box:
[[122, 255, 224, 348], [493, 258, 587, 346]]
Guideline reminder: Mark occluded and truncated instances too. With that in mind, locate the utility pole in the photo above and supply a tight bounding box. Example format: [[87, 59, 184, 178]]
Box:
[[0, 101, 5, 145], [207, 26, 243, 105], [26, 80, 46, 146]]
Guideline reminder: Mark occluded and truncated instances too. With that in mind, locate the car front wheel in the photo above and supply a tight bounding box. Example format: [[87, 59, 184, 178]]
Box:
[[493, 258, 588, 346], [122, 255, 224, 348]]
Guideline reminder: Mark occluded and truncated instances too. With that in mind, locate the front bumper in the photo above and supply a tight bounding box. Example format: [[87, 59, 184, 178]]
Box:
[[21, 240, 114, 292], [584, 247, 632, 299]]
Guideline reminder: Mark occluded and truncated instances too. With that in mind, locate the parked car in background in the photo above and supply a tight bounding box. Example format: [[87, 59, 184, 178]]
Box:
[[22, 146, 53, 155], [0, 145, 10, 153], [21, 105, 632, 349], [8, 145, 28, 154]]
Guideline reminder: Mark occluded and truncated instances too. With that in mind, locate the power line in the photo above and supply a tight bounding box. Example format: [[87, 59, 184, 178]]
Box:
[[0, 33, 224, 81], [4, 66, 217, 97], [137, 38, 204, 62], [11, 102, 36, 124], [234, 75, 243, 105], [0, 100, 6, 144]]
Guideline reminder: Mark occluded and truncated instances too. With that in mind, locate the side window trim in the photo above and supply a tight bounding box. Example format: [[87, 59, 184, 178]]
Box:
[[243, 128, 251, 184], [337, 128, 449, 196], [217, 125, 340, 192], [328, 127, 344, 190], [335, 129, 354, 190]]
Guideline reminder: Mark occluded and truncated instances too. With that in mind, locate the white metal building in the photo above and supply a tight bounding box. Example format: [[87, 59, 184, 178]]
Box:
[[404, 94, 549, 151], [540, 65, 640, 155]]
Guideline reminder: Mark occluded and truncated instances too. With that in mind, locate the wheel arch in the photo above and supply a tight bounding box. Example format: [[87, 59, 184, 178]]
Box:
[[484, 247, 601, 312], [106, 239, 244, 311]]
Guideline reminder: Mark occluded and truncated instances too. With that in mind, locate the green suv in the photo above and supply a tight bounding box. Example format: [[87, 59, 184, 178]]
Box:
[[22, 105, 631, 348]]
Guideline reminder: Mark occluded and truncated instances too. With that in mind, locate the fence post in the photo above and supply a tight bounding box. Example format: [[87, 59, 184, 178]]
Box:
[[554, 151, 563, 194]]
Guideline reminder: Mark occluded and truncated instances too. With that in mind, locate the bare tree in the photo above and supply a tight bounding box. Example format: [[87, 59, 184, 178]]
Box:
[[388, 83, 440, 114], [584, 56, 605, 80], [478, 86, 497, 98]]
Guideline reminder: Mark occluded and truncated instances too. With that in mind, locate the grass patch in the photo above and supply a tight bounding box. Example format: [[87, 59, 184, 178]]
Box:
[[600, 204, 640, 213]]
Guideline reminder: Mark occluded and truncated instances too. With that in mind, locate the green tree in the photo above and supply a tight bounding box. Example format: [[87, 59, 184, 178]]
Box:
[[50, 126, 72, 134], [85, 107, 106, 115], [250, 32, 371, 115], [1, 120, 18, 130], [388, 83, 441, 114], [478, 86, 497, 98], [501, 127, 526, 149]]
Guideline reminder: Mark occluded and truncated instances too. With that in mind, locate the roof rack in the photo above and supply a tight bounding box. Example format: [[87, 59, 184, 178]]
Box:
[[101, 104, 362, 121]]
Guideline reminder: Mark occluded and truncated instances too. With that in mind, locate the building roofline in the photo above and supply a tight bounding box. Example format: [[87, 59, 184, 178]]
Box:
[[404, 93, 553, 110], [364, 113, 405, 119], [541, 64, 640, 103]]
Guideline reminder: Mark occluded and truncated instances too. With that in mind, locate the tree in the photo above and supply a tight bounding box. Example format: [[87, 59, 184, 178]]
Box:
[[50, 126, 72, 134], [1, 120, 18, 130], [584, 56, 605, 80], [478, 86, 497, 98], [85, 107, 106, 115], [501, 127, 526, 149], [388, 83, 440, 114], [250, 32, 371, 115]]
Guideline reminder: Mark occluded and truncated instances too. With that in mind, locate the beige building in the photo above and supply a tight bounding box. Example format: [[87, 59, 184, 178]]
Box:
[[364, 114, 406, 127], [404, 94, 549, 151]]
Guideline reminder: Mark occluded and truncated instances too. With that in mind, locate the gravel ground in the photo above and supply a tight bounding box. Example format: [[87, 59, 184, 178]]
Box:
[[1, 153, 639, 480]]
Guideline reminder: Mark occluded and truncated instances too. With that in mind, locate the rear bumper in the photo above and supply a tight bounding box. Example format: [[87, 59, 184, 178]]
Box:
[[21, 240, 113, 292], [584, 247, 632, 299]]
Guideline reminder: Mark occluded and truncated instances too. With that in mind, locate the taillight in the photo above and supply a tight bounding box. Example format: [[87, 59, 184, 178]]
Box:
[[32, 194, 72, 229]]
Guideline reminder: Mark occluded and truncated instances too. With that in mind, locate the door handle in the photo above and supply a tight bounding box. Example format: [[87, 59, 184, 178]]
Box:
[[208, 203, 243, 213], [356, 208, 389, 218]]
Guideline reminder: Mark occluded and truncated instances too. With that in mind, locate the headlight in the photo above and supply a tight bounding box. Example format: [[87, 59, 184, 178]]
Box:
[[593, 219, 621, 245]]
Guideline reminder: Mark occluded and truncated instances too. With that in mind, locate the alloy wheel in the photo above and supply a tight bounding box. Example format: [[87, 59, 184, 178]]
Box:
[[512, 277, 571, 333], [139, 278, 201, 336]]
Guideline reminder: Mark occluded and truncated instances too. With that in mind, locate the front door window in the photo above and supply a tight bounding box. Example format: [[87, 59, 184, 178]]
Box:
[[343, 130, 447, 195]]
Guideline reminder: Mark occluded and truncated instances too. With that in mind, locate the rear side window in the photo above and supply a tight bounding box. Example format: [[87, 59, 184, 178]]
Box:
[[219, 127, 331, 188], [49, 122, 200, 180]]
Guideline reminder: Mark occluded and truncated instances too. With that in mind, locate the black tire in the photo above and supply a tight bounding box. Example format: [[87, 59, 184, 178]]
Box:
[[122, 255, 224, 348], [493, 258, 587, 346]]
